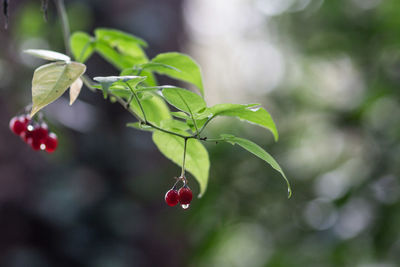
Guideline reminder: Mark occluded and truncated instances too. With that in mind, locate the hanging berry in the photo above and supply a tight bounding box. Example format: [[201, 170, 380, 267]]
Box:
[[165, 176, 193, 209], [9, 112, 58, 153]]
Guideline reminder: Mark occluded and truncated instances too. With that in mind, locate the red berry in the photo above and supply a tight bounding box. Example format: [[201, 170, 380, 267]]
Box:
[[178, 186, 193, 205], [44, 132, 58, 153], [21, 128, 34, 143], [30, 138, 42, 151], [165, 189, 179, 206], [32, 124, 49, 143], [9, 116, 27, 135]]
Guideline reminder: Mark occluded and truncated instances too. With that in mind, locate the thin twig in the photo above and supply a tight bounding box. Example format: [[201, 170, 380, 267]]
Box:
[[54, 0, 71, 56]]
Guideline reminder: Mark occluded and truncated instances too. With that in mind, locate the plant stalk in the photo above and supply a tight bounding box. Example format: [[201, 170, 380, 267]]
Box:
[[54, 0, 71, 56]]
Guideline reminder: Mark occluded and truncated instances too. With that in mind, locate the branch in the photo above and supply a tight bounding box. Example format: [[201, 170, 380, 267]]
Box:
[[54, 0, 71, 56]]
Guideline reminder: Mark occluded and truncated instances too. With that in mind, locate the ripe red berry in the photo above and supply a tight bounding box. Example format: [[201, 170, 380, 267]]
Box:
[[178, 186, 193, 205], [9, 116, 27, 136], [32, 124, 49, 142], [44, 132, 58, 153], [21, 128, 34, 143], [165, 189, 179, 206]]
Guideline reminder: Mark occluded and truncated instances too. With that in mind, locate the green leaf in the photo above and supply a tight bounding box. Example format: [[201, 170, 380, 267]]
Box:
[[171, 111, 190, 119], [208, 104, 279, 141], [161, 87, 206, 116], [153, 131, 210, 197], [160, 119, 191, 131], [93, 75, 146, 84], [95, 28, 148, 68], [187, 117, 208, 132], [30, 61, 86, 116], [24, 49, 70, 62], [152, 52, 204, 96], [70, 31, 95, 63], [95, 28, 147, 48], [220, 134, 292, 198], [126, 122, 154, 132], [130, 93, 171, 125], [95, 40, 137, 70], [93, 76, 146, 98], [120, 68, 158, 87], [140, 62, 180, 72]]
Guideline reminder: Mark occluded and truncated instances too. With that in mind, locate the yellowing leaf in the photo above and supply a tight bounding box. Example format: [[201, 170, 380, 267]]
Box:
[[30, 61, 86, 116], [69, 77, 83, 105], [24, 49, 71, 62]]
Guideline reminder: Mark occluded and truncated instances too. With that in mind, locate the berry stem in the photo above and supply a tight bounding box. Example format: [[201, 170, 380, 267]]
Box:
[[125, 81, 148, 123], [54, 0, 71, 57], [181, 138, 188, 177]]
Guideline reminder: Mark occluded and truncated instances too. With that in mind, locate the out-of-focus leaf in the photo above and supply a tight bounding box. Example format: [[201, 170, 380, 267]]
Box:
[[70, 31, 95, 63], [24, 49, 70, 62], [69, 77, 83, 105], [95, 28, 148, 68]]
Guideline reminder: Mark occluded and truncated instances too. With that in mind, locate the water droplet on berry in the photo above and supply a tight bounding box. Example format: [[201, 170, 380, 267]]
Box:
[[181, 204, 190, 209], [27, 125, 34, 131], [40, 144, 46, 150]]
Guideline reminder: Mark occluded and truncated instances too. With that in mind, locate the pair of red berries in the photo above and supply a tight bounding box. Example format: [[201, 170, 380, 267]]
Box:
[[9, 114, 58, 152], [165, 178, 193, 209]]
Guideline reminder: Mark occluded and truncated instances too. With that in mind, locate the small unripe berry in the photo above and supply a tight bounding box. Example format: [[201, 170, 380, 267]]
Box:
[[165, 189, 179, 206], [178, 186, 193, 205]]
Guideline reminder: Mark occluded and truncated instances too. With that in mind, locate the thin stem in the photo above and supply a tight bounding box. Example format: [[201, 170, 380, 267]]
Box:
[[54, 0, 71, 56], [125, 82, 147, 122], [181, 138, 188, 177], [197, 115, 215, 135]]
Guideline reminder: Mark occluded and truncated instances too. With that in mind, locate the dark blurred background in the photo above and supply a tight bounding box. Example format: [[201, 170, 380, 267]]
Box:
[[1, 0, 400, 266]]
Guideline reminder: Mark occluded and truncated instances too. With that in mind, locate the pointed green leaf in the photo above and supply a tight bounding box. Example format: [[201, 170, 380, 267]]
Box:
[[70, 31, 95, 63], [171, 111, 190, 119], [160, 119, 191, 131], [95, 40, 135, 70], [30, 61, 86, 116], [95, 28, 147, 48], [161, 87, 206, 116], [140, 62, 180, 72], [153, 130, 210, 197], [126, 122, 154, 132], [93, 76, 146, 98], [209, 104, 279, 141], [24, 49, 70, 62], [220, 134, 291, 198], [152, 52, 204, 96]]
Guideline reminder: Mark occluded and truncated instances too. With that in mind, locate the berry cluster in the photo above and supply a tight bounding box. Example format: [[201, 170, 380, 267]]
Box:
[[9, 114, 58, 152], [165, 176, 193, 209]]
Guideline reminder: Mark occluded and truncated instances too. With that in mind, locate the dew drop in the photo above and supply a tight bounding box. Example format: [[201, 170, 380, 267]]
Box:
[[27, 125, 34, 131], [181, 204, 190, 209], [40, 144, 46, 150]]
